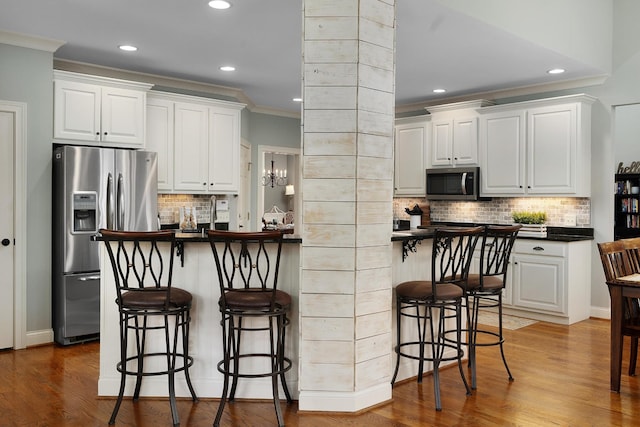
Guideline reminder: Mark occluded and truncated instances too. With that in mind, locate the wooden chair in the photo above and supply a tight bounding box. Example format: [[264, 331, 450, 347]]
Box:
[[391, 226, 483, 410], [598, 240, 640, 375], [208, 230, 293, 427], [100, 229, 198, 427]]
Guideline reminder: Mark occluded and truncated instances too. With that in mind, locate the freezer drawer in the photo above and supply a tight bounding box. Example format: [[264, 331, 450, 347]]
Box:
[[53, 272, 100, 345]]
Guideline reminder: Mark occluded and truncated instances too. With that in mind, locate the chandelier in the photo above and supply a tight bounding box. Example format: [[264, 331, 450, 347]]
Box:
[[262, 154, 287, 187]]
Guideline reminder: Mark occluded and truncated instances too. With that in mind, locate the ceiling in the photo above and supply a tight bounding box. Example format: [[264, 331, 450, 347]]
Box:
[[0, 0, 607, 115]]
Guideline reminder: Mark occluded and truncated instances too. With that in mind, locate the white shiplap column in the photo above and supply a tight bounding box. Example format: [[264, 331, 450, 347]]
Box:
[[299, 0, 396, 412]]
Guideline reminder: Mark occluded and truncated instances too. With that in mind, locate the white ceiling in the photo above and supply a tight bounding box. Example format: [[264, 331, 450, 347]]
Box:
[[0, 0, 607, 115]]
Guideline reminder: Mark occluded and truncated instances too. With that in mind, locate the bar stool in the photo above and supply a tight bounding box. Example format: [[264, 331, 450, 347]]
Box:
[[208, 230, 293, 427], [461, 224, 520, 390], [391, 226, 483, 410], [100, 229, 198, 427]]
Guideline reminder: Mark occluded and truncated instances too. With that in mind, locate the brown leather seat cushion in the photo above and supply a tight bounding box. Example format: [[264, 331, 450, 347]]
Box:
[[465, 273, 504, 291], [120, 286, 193, 309], [223, 289, 292, 310], [395, 280, 463, 300]]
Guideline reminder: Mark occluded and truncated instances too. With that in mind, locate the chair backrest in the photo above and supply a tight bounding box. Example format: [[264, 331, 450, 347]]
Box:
[[598, 240, 639, 321], [432, 226, 484, 296], [208, 230, 284, 309], [100, 229, 176, 307], [620, 237, 640, 273], [598, 240, 633, 282], [477, 224, 521, 289]]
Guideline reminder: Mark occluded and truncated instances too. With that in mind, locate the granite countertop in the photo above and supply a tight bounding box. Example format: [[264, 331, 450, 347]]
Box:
[[391, 223, 594, 243]]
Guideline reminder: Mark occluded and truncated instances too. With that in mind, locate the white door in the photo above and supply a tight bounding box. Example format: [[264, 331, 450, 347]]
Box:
[[0, 110, 15, 349], [239, 142, 251, 230]]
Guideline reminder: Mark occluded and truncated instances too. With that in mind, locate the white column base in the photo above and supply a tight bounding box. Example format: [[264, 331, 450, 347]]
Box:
[[298, 383, 392, 412]]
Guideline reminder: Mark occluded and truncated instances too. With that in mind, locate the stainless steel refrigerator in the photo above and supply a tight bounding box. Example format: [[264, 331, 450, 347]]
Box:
[[52, 145, 158, 345]]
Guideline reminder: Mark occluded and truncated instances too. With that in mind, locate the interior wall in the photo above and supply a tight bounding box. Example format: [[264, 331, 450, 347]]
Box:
[[0, 43, 53, 335]]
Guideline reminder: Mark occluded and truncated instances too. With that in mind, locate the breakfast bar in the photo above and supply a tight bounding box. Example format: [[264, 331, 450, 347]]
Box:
[[97, 224, 592, 399]]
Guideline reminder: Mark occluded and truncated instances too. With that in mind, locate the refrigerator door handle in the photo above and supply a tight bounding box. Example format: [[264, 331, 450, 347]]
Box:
[[106, 172, 114, 230], [117, 173, 125, 230]]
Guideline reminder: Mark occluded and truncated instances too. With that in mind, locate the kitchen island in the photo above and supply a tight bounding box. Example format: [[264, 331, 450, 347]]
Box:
[[97, 225, 592, 399], [97, 233, 301, 400]]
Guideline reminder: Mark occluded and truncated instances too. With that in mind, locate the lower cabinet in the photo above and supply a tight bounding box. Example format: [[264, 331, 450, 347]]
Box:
[[507, 239, 590, 325]]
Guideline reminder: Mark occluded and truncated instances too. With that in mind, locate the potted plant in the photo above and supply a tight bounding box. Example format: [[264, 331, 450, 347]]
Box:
[[511, 211, 547, 237], [512, 211, 547, 224]]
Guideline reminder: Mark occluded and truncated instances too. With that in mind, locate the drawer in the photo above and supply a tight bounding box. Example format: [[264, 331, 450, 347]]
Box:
[[513, 240, 566, 257]]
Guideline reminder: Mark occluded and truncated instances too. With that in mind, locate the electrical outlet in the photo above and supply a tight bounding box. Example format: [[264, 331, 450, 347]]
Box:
[[564, 214, 577, 226]]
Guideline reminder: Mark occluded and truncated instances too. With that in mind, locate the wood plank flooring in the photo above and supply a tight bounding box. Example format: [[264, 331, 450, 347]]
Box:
[[1, 318, 638, 426]]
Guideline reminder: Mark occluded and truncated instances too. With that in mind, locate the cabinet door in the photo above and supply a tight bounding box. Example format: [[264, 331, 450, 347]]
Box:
[[527, 104, 576, 194], [431, 119, 453, 166], [173, 102, 209, 192], [512, 253, 565, 314], [452, 117, 478, 165], [479, 110, 526, 195], [54, 80, 101, 142], [100, 87, 146, 147], [394, 121, 427, 196], [208, 107, 240, 193], [146, 97, 174, 192]]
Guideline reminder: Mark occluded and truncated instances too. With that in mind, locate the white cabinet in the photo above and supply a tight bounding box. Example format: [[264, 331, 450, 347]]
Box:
[[146, 92, 244, 194], [394, 117, 429, 196], [146, 97, 174, 191], [54, 71, 151, 147], [431, 116, 478, 166], [174, 102, 210, 192], [427, 100, 492, 168], [507, 239, 590, 325], [479, 94, 595, 197]]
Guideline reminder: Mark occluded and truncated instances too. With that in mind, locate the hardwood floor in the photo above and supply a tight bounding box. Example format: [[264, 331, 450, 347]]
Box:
[[1, 318, 638, 426]]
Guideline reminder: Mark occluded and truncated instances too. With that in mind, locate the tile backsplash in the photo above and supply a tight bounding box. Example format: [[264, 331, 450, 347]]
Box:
[[394, 197, 591, 227], [158, 194, 216, 225]]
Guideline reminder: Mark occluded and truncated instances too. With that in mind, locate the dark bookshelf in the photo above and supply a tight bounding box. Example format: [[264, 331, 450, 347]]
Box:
[[615, 173, 640, 240]]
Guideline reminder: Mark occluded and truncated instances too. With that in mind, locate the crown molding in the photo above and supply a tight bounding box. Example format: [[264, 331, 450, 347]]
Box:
[[0, 30, 64, 52], [394, 74, 609, 115]]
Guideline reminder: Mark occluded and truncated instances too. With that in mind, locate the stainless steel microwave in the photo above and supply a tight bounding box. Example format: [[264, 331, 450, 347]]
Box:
[[426, 167, 481, 200]]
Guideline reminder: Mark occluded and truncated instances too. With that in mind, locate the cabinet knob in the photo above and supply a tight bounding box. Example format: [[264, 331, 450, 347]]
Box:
[[96, 132, 100, 136], [1, 238, 10, 247], [203, 182, 207, 186], [104, 132, 108, 136], [527, 185, 531, 189]]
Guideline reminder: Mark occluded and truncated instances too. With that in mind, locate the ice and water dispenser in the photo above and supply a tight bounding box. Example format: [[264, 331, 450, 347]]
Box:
[[72, 192, 97, 233]]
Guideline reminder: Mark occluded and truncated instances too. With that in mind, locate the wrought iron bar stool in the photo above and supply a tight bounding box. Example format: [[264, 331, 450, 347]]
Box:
[[100, 229, 198, 427], [208, 230, 293, 427], [391, 226, 483, 410], [459, 224, 521, 390]]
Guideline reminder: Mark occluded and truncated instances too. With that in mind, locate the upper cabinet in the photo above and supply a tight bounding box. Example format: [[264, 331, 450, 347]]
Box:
[[54, 71, 152, 148], [426, 100, 493, 168], [146, 92, 244, 194], [478, 94, 595, 197], [394, 116, 429, 197]]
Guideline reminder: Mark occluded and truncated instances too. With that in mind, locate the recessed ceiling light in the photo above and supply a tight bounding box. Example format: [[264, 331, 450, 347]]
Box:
[[433, 88, 446, 93], [208, 1, 231, 9], [547, 68, 565, 74], [292, 98, 302, 102], [118, 45, 137, 52], [220, 66, 236, 72]]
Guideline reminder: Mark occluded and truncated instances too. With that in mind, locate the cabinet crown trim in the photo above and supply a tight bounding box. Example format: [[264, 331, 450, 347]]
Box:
[[53, 70, 153, 91], [478, 93, 597, 114], [147, 90, 246, 110], [425, 99, 494, 114]]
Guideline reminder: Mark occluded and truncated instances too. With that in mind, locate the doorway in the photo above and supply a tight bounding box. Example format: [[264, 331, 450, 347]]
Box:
[[0, 100, 27, 350], [257, 145, 300, 231]]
